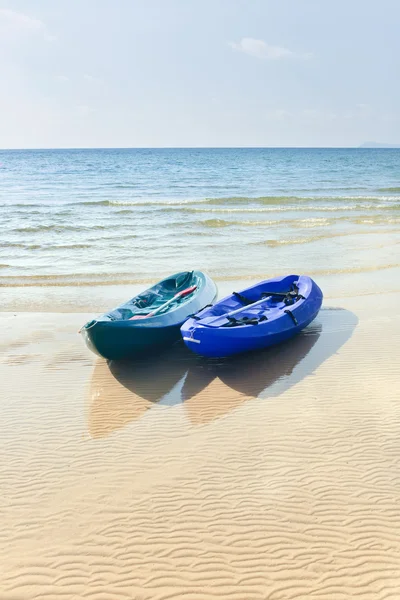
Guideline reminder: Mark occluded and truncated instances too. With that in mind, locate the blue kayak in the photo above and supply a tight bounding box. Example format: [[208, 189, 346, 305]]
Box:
[[81, 270, 217, 360], [181, 274, 323, 358]]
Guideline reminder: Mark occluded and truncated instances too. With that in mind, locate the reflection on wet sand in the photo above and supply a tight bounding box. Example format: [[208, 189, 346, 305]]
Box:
[[182, 323, 322, 424], [88, 343, 193, 438], [183, 322, 321, 399], [88, 308, 358, 435], [184, 308, 357, 423], [107, 343, 192, 402], [88, 359, 151, 438]]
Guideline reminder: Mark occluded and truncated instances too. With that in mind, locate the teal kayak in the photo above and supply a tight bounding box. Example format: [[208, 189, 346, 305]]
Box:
[[80, 270, 217, 360]]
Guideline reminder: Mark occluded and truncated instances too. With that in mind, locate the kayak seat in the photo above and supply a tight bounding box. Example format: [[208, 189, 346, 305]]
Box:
[[133, 290, 160, 309], [161, 271, 194, 292], [233, 291, 253, 305], [261, 283, 305, 307], [175, 270, 194, 289], [108, 307, 136, 320], [222, 315, 268, 327]]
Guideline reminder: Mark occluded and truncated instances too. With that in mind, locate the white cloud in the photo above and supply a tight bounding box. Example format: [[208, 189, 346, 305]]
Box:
[[265, 108, 368, 123], [55, 75, 69, 82], [83, 74, 102, 84], [302, 109, 338, 121], [265, 109, 293, 120], [229, 37, 311, 60], [0, 8, 43, 32], [0, 8, 54, 41], [355, 103, 372, 118], [76, 105, 95, 116]]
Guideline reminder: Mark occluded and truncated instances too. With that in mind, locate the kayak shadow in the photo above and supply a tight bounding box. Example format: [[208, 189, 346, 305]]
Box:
[[88, 359, 152, 438], [88, 342, 198, 438], [106, 342, 193, 402], [182, 308, 358, 424], [88, 308, 358, 434]]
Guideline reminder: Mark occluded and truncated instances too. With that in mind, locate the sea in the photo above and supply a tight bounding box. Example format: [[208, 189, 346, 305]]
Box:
[[0, 148, 399, 292]]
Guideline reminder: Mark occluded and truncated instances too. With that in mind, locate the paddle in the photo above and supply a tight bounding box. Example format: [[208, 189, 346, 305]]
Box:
[[129, 285, 197, 320], [202, 296, 270, 327], [200, 289, 296, 327]]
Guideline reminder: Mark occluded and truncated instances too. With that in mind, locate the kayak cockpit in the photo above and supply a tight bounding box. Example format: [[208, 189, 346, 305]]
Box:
[[103, 270, 200, 322], [193, 274, 308, 328], [80, 270, 217, 360]]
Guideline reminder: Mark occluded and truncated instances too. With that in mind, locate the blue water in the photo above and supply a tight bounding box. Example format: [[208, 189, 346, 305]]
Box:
[[0, 148, 399, 287]]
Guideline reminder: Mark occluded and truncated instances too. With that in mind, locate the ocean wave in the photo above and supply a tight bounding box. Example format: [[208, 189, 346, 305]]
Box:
[[0, 242, 43, 249], [378, 187, 400, 192], [1, 203, 45, 208], [257, 235, 338, 247], [75, 199, 196, 207], [1, 242, 92, 251], [77, 199, 114, 206], [0, 242, 23, 248], [4, 195, 400, 214], [14, 224, 107, 233], [202, 195, 392, 206], [176, 203, 400, 214], [289, 217, 331, 228], [73, 194, 400, 207], [0, 273, 162, 287], [254, 229, 400, 247], [200, 219, 233, 228], [208, 263, 400, 281], [353, 216, 400, 225], [85, 233, 138, 241], [160, 216, 332, 229], [198, 218, 326, 228], [52, 243, 92, 249]]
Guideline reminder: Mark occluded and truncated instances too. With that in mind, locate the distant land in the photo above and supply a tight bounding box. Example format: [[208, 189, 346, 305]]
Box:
[[359, 142, 400, 148]]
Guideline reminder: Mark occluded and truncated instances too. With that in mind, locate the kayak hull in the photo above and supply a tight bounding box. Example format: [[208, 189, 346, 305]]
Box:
[[181, 274, 323, 358], [81, 271, 217, 360], [82, 322, 183, 360]]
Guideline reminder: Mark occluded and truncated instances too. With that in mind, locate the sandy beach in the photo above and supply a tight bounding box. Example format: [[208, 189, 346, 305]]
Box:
[[1, 0, 400, 595], [1, 273, 399, 599]]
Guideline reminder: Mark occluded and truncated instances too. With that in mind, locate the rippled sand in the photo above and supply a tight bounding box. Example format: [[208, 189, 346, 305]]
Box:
[[1, 292, 400, 599]]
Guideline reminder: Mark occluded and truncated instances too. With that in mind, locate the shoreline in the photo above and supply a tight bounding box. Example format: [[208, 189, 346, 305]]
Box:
[[1, 265, 399, 313]]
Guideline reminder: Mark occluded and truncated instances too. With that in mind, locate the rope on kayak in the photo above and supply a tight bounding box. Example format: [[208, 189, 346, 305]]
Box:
[[188, 304, 214, 320], [284, 309, 298, 325], [222, 315, 268, 327], [261, 282, 305, 306], [233, 291, 254, 305], [231, 283, 304, 311]]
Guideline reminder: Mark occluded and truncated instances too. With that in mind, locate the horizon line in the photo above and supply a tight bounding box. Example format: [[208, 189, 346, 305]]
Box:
[[1, 145, 399, 151]]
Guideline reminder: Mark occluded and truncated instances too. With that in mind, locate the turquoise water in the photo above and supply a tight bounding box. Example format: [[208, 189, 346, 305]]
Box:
[[0, 148, 399, 287]]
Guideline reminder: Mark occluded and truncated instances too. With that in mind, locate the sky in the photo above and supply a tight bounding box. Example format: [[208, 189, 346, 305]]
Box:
[[0, 0, 399, 148]]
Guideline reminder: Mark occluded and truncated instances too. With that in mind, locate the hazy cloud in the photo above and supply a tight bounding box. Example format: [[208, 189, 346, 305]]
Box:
[[55, 75, 102, 84], [0, 9, 44, 32], [265, 109, 293, 120], [229, 37, 311, 60], [76, 105, 95, 116], [83, 74, 102, 84], [264, 107, 381, 123], [0, 8, 55, 41]]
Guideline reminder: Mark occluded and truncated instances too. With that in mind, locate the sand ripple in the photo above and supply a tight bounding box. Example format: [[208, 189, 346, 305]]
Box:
[[0, 296, 399, 599]]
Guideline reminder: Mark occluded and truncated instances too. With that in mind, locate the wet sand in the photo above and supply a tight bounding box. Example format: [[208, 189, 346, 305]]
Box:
[[1, 290, 400, 599]]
